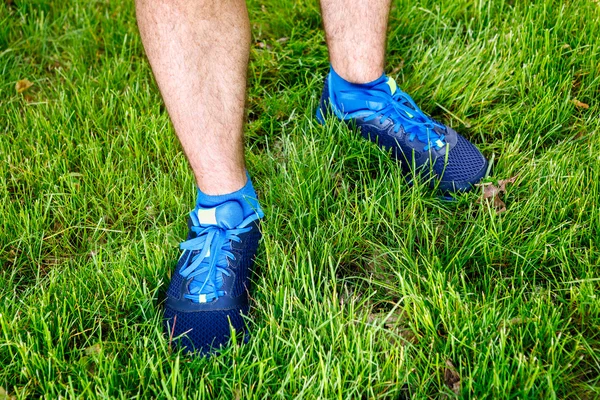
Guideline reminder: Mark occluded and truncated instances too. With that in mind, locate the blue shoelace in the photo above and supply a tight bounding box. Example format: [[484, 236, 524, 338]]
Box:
[[340, 88, 448, 151], [178, 211, 261, 303]]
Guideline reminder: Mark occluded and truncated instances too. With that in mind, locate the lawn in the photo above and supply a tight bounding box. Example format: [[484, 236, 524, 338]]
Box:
[[1, 0, 599, 398]]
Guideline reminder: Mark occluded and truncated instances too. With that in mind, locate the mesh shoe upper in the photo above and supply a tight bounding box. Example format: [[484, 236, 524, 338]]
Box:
[[317, 71, 488, 192], [164, 200, 262, 355]]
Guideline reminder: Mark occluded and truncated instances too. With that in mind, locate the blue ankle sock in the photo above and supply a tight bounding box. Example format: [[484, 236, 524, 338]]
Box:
[[329, 64, 388, 95], [195, 173, 262, 219], [328, 65, 398, 115]]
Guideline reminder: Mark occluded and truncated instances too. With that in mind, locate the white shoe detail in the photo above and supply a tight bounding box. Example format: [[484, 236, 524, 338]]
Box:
[[196, 207, 217, 225]]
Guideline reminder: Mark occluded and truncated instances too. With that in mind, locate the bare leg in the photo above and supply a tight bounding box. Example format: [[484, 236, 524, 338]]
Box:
[[136, 0, 250, 195], [320, 0, 392, 83], [318, 0, 488, 194]]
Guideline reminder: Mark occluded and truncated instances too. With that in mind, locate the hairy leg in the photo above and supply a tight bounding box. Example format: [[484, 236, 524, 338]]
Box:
[[320, 0, 392, 83], [136, 0, 250, 194], [317, 1, 488, 194]]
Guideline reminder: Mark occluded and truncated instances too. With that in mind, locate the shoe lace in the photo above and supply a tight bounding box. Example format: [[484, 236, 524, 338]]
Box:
[[360, 88, 448, 151], [178, 211, 261, 303]]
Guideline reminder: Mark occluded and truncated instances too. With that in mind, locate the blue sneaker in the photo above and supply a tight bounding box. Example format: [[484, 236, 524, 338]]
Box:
[[163, 200, 263, 355], [316, 68, 488, 192]]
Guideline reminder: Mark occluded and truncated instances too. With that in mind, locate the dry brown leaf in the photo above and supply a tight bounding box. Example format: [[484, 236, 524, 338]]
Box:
[[85, 343, 102, 356], [0, 386, 15, 400], [15, 79, 33, 93], [367, 311, 418, 344], [508, 317, 536, 325], [572, 99, 590, 109], [499, 317, 539, 331], [367, 312, 403, 326], [391, 59, 405, 75], [444, 360, 461, 395], [256, 41, 272, 50], [476, 175, 517, 214]]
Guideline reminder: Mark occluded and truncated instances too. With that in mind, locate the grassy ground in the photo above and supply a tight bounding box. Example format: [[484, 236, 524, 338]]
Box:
[[1, 0, 599, 398]]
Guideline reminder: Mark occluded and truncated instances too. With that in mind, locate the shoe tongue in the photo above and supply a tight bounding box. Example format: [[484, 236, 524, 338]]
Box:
[[360, 76, 397, 111], [368, 76, 397, 96], [195, 201, 244, 229]]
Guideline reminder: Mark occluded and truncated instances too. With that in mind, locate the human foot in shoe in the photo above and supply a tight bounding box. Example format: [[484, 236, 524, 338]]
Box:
[[163, 177, 263, 355], [317, 65, 488, 192]]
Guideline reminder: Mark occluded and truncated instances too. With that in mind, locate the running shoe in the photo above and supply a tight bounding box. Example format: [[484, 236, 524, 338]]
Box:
[[164, 200, 263, 355], [316, 69, 488, 192]]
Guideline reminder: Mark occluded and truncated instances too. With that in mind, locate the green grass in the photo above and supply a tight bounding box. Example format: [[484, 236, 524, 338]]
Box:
[[1, 0, 600, 398]]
